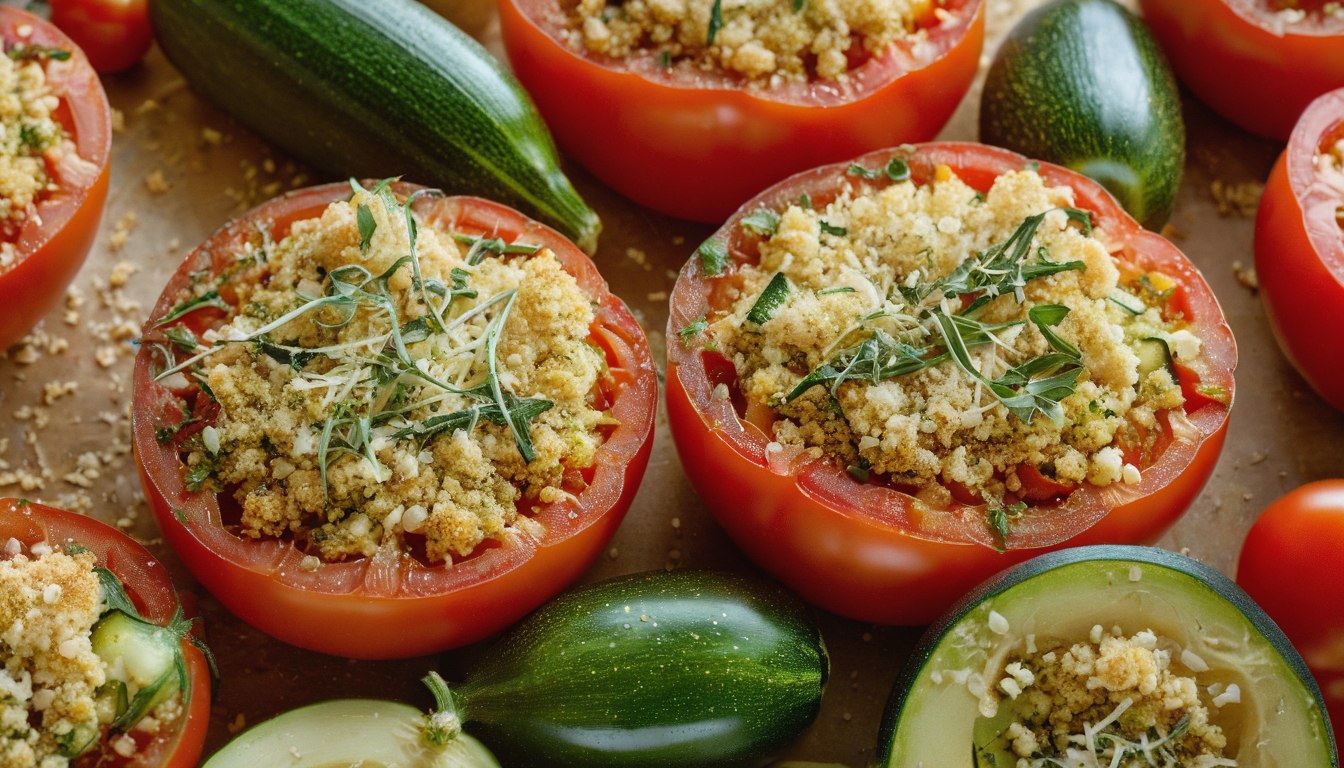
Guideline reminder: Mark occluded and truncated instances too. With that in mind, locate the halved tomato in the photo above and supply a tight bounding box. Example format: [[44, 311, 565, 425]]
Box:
[[131, 183, 657, 659], [1256, 87, 1344, 411], [1139, 0, 1344, 140], [0, 7, 111, 349], [497, 0, 984, 223], [666, 143, 1236, 625], [0, 498, 211, 768]]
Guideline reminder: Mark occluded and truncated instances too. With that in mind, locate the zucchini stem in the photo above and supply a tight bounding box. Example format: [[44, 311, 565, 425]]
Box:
[[420, 671, 463, 747]]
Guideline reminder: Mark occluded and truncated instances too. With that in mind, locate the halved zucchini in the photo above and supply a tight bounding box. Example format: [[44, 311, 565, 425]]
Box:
[[878, 545, 1337, 767], [203, 698, 500, 768]]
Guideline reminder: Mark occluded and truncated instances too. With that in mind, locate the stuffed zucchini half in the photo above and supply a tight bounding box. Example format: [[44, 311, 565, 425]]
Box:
[[879, 545, 1336, 767]]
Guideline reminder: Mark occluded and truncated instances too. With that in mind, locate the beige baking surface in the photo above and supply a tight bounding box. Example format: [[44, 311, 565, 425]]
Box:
[[0, 0, 1340, 764]]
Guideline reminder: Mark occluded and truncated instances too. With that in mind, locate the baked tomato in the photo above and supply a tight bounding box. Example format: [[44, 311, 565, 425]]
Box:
[[132, 183, 656, 660], [1139, 0, 1344, 140], [49, 0, 153, 74], [1237, 480, 1344, 751], [0, 7, 110, 350], [666, 143, 1236, 625], [497, 0, 984, 223], [1256, 87, 1344, 411], [0, 498, 211, 768]]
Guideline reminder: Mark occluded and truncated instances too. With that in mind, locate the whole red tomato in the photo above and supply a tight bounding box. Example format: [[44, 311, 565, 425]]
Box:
[[132, 183, 657, 660], [497, 0, 984, 223], [666, 143, 1237, 625], [1237, 480, 1344, 751], [0, 7, 111, 350], [1139, 0, 1344, 140], [49, 0, 153, 73], [0, 498, 211, 768], [1256, 87, 1344, 411]]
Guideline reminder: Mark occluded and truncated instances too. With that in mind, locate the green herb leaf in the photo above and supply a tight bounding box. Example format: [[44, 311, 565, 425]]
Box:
[[744, 272, 790, 328], [740, 208, 781, 236], [986, 501, 1026, 552], [678, 316, 708, 344], [152, 290, 231, 328], [847, 163, 882, 180], [356, 203, 376, 254], [817, 286, 856, 295], [7, 44, 70, 61], [819, 220, 847, 237], [798, 192, 812, 210], [697, 237, 729, 276], [708, 0, 724, 44], [792, 0, 806, 10]]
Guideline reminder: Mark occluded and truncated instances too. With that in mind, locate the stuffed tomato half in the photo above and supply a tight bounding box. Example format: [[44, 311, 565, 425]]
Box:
[[1139, 0, 1344, 141], [0, 6, 111, 349], [1255, 87, 1344, 411], [498, 0, 983, 223], [0, 499, 212, 768], [132, 181, 657, 659], [667, 143, 1235, 625]]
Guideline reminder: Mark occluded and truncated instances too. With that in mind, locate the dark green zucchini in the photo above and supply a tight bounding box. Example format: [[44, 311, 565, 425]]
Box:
[[148, 0, 601, 252], [979, 0, 1185, 229], [444, 570, 828, 767], [878, 545, 1337, 767]]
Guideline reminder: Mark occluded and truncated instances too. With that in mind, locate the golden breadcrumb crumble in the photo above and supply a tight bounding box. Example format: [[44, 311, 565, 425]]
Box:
[[180, 189, 609, 564], [564, 0, 929, 82], [708, 168, 1196, 506]]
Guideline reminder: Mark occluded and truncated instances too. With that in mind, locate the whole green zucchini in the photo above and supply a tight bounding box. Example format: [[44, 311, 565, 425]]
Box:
[[979, 0, 1184, 229], [148, 0, 601, 252], [442, 570, 829, 767]]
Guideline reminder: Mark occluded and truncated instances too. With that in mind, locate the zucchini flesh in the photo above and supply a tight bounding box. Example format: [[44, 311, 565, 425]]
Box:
[[453, 570, 827, 768], [148, 0, 601, 252], [879, 546, 1337, 767], [202, 699, 500, 768], [1135, 336, 1177, 380]]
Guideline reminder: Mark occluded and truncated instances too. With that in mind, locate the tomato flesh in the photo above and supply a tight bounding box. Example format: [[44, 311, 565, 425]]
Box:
[[666, 142, 1236, 625], [132, 185, 657, 659], [498, 0, 984, 223]]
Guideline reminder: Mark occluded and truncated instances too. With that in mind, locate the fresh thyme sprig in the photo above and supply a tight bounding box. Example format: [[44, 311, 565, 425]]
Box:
[[150, 180, 556, 495], [787, 209, 1091, 426]]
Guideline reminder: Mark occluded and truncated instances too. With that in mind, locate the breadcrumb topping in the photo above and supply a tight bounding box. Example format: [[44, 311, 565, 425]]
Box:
[[709, 168, 1193, 505], [174, 190, 608, 564], [0, 546, 105, 767], [563, 0, 927, 82], [990, 627, 1235, 767], [0, 48, 63, 269]]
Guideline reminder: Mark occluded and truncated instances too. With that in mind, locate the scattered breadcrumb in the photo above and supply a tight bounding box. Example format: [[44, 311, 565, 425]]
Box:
[[1231, 260, 1258, 292], [1209, 180, 1263, 218], [143, 169, 171, 194]]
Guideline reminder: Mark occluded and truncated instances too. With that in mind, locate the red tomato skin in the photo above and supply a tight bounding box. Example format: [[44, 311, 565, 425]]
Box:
[[667, 142, 1236, 625], [1139, 0, 1344, 140], [133, 184, 658, 660], [0, 499, 210, 768], [497, 0, 984, 223], [0, 8, 111, 350], [1256, 88, 1344, 411], [49, 0, 153, 74], [1237, 480, 1344, 752]]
